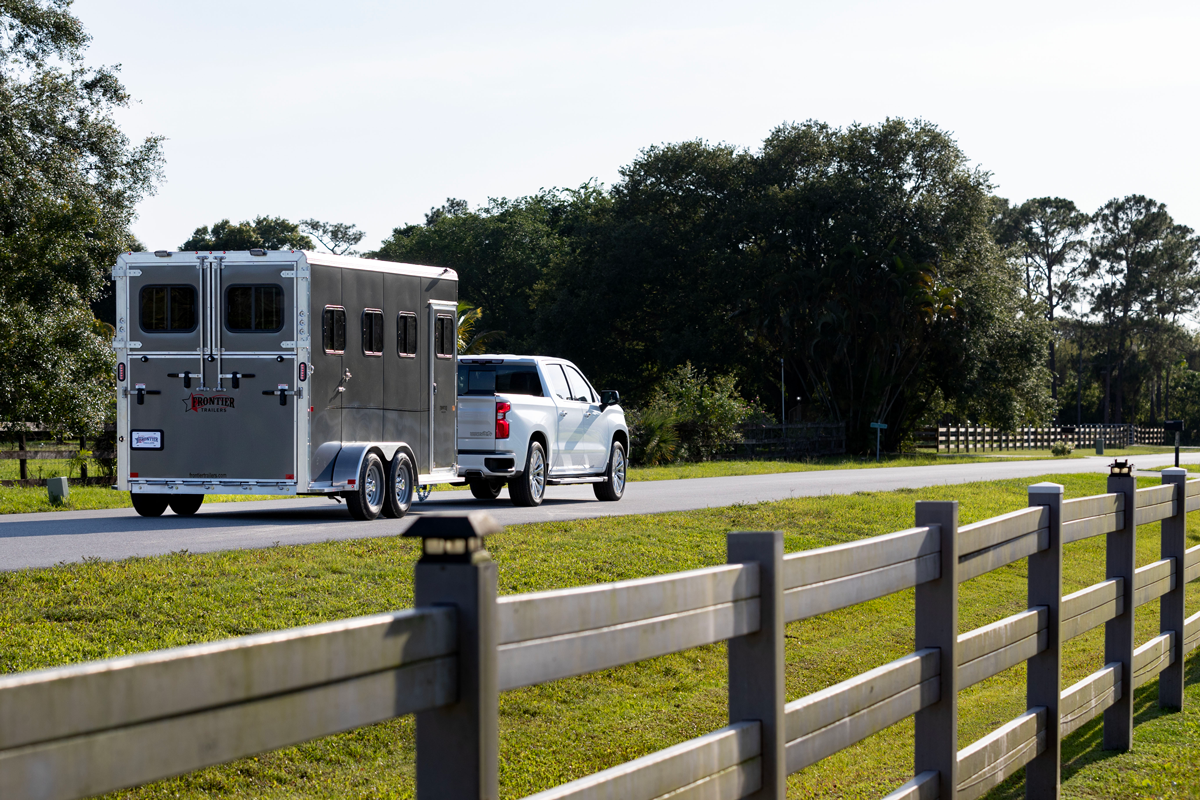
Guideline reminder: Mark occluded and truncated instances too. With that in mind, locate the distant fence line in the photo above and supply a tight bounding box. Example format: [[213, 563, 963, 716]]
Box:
[[731, 422, 846, 458], [925, 424, 1167, 453], [3, 471, 1198, 799]]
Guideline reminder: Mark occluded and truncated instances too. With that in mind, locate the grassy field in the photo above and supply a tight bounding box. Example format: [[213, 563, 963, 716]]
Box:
[[2, 473, 1198, 798]]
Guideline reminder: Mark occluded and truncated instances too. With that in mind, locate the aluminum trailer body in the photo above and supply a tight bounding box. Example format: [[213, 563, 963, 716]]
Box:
[[112, 249, 458, 518]]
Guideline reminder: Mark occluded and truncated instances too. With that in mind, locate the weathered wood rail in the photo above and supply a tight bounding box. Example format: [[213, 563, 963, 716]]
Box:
[[3, 470, 1199, 799]]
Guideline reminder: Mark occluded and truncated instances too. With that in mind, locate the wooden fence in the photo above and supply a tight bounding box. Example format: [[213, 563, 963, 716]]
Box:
[[933, 424, 1167, 453], [730, 422, 846, 458], [3, 472, 1200, 800]]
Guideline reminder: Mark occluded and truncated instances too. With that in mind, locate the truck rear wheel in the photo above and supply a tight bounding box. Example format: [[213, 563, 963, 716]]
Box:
[[593, 441, 626, 502], [469, 477, 505, 500], [510, 441, 546, 507], [169, 494, 204, 516], [346, 453, 385, 521], [381, 452, 415, 519], [130, 493, 169, 517]]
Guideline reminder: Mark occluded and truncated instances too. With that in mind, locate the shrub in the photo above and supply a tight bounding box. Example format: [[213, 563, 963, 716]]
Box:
[[639, 363, 761, 462], [628, 408, 679, 466], [1050, 440, 1073, 457]]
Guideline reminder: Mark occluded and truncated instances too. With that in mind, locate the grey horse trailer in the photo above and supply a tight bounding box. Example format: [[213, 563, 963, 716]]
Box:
[[112, 249, 459, 520]]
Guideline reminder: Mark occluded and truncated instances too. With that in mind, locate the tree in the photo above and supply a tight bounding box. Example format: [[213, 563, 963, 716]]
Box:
[[995, 197, 1090, 408], [0, 0, 164, 432], [1085, 196, 1200, 423], [179, 216, 312, 251], [300, 219, 364, 255]]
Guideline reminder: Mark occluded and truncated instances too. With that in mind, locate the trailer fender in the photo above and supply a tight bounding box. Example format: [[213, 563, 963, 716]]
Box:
[[330, 444, 374, 490], [312, 442, 343, 484]]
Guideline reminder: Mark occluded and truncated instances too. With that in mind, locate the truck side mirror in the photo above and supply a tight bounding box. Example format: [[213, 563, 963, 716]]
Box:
[[600, 389, 620, 409]]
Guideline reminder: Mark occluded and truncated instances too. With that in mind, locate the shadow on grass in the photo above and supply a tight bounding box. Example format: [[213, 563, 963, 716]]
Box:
[[982, 653, 1200, 799]]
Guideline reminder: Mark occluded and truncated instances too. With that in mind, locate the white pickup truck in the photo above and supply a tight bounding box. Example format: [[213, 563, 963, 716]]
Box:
[[456, 355, 629, 506]]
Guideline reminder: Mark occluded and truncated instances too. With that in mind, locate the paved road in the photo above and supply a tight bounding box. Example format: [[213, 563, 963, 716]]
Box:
[[1, 453, 1194, 570]]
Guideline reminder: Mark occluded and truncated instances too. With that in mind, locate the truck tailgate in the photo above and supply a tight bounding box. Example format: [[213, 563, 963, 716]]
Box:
[[457, 395, 495, 451]]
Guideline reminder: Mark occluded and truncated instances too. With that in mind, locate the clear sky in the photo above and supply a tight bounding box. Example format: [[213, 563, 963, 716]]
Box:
[[76, 0, 1200, 253]]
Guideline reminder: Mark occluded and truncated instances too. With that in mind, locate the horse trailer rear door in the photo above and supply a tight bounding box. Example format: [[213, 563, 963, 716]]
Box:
[[125, 254, 298, 484]]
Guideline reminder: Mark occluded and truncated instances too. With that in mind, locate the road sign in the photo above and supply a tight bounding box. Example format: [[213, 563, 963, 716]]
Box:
[[870, 422, 888, 429]]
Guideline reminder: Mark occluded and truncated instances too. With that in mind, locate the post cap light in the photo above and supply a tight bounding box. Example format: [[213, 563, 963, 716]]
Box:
[[1109, 459, 1133, 476], [404, 511, 501, 564], [1165, 420, 1184, 432]]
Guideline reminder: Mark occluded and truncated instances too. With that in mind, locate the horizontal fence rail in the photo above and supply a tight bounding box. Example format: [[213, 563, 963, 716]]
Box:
[[930, 424, 1167, 452], [4, 466, 1200, 800]]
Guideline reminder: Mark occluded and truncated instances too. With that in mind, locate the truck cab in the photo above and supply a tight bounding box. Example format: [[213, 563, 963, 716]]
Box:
[[456, 356, 628, 506]]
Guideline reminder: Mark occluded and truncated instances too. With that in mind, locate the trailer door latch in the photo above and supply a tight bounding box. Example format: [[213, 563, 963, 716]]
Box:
[[220, 372, 256, 389], [132, 384, 161, 405], [167, 371, 198, 389], [263, 386, 297, 406]]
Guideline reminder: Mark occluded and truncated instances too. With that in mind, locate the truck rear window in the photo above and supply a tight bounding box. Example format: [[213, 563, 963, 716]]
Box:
[[457, 365, 544, 397]]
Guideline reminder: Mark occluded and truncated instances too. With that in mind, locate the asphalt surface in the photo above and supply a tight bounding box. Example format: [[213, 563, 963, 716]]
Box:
[[1, 453, 1195, 570]]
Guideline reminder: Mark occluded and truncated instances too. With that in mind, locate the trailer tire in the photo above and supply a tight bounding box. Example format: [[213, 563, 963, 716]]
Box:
[[593, 441, 626, 502], [468, 477, 505, 500], [381, 452, 415, 519], [169, 494, 204, 516], [509, 441, 546, 507], [346, 453, 386, 521], [130, 493, 169, 517]]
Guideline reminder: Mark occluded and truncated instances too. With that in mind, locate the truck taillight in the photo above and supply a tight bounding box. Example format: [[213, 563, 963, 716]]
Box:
[[496, 401, 511, 439]]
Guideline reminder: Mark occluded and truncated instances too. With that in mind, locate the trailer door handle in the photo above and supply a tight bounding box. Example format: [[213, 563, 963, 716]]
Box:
[[219, 372, 256, 389], [134, 388, 161, 405], [167, 371, 197, 389], [263, 388, 298, 406]]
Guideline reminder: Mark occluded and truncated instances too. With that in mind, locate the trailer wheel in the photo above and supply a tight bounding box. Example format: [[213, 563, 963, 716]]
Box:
[[593, 441, 626, 502], [509, 441, 546, 507], [168, 494, 204, 516], [130, 493, 169, 517], [468, 477, 505, 500], [346, 453, 386, 521], [381, 452, 415, 519]]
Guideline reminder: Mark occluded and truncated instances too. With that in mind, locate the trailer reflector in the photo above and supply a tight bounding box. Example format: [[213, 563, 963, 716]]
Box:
[[130, 472, 138, 478]]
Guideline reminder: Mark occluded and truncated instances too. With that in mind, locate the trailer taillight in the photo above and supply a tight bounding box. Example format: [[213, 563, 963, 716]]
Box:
[[496, 401, 511, 439], [117, 363, 125, 382], [298, 362, 307, 382]]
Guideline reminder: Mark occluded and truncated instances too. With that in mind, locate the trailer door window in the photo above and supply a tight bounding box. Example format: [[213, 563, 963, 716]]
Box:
[[322, 306, 346, 354], [397, 312, 417, 357], [225, 285, 284, 332], [434, 314, 454, 358], [140, 285, 197, 332], [362, 309, 384, 356]]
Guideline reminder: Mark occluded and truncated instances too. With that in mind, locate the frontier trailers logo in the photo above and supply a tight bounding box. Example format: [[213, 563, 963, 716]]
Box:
[[183, 394, 235, 413]]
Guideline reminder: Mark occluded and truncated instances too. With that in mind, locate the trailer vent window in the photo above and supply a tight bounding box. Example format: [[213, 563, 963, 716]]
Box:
[[225, 285, 284, 332], [434, 314, 454, 358], [396, 312, 417, 357], [140, 285, 197, 332], [322, 306, 346, 354], [362, 309, 384, 356]]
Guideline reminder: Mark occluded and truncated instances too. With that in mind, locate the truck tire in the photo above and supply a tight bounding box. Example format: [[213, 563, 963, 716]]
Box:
[[593, 441, 627, 501], [469, 477, 505, 500], [130, 493, 169, 517], [509, 441, 546, 507], [381, 451, 415, 519], [346, 453, 386, 521], [168, 494, 204, 516]]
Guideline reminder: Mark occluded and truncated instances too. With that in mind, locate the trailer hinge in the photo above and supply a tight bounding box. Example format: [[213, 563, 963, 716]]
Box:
[[112, 268, 142, 278], [127, 341, 142, 349], [280, 270, 296, 278]]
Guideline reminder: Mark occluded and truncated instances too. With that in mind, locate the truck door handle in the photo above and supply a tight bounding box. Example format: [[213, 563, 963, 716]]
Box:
[[167, 371, 197, 388], [219, 372, 256, 389], [559, 410, 568, 418]]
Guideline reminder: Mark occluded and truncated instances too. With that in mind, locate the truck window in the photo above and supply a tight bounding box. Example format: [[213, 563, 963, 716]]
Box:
[[362, 309, 384, 356], [322, 306, 346, 354], [457, 365, 545, 396], [140, 285, 197, 332], [543, 364, 572, 401], [396, 312, 417, 357], [563, 365, 596, 403], [225, 285, 283, 332], [434, 314, 454, 358]]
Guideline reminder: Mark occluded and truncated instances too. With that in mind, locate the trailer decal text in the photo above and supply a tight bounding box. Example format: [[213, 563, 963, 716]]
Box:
[[183, 394, 235, 413]]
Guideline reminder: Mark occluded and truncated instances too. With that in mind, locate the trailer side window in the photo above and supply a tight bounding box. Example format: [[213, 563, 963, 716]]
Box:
[[322, 306, 346, 354], [396, 312, 417, 357], [434, 314, 454, 358], [362, 309, 384, 356], [225, 285, 284, 332], [140, 285, 197, 332]]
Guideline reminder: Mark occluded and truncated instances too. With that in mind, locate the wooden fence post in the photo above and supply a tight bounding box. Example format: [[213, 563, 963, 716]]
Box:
[[914, 501, 959, 798], [411, 513, 500, 800], [1160, 467, 1187, 709], [1026, 482, 1063, 799], [727, 531, 785, 800], [1105, 469, 1137, 751], [18, 431, 26, 481]]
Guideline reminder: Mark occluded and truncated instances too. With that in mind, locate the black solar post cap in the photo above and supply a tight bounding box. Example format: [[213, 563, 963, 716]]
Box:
[[404, 511, 502, 563]]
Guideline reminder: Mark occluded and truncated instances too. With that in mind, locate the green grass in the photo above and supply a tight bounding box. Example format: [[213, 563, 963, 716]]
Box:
[[0, 487, 294, 515], [2, 473, 1198, 798]]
